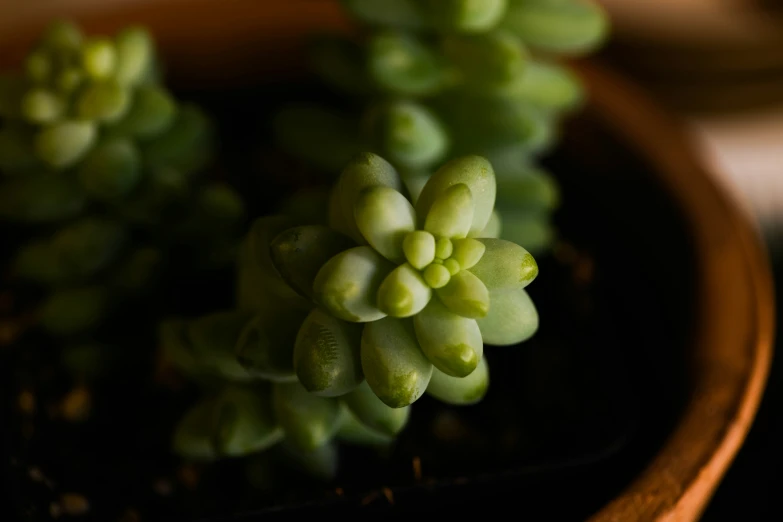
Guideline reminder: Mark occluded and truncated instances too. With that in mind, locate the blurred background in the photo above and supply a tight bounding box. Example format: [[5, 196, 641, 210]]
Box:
[[593, 1, 783, 519]]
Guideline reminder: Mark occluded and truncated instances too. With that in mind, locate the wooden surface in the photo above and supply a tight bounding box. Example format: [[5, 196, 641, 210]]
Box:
[[577, 62, 775, 521], [0, 1, 776, 519]]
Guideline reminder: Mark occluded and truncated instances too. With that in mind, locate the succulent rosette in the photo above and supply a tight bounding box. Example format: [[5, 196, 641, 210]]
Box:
[[163, 152, 539, 466]]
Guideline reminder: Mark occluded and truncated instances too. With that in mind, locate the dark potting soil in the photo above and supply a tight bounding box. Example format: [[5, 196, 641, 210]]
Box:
[[2, 78, 697, 521]]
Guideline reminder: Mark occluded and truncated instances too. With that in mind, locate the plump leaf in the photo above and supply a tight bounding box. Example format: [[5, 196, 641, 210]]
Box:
[[468, 238, 538, 290], [336, 403, 395, 446], [427, 355, 489, 405], [313, 246, 394, 322], [420, 0, 508, 32], [270, 225, 355, 299], [235, 305, 310, 382], [442, 30, 527, 93], [414, 297, 483, 377], [294, 308, 364, 397], [272, 382, 342, 452], [416, 155, 496, 236], [451, 238, 485, 269], [342, 380, 410, 436], [337, 152, 403, 243], [368, 30, 449, 96], [424, 183, 474, 239], [477, 287, 539, 345], [501, 0, 609, 55], [364, 100, 449, 170], [376, 263, 432, 318], [436, 270, 490, 318], [354, 186, 416, 263], [361, 317, 433, 408]]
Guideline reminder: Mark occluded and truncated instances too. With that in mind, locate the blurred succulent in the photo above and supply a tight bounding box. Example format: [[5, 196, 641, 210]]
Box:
[[273, 0, 609, 255], [163, 152, 539, 475], [0, 21, 243, 359]]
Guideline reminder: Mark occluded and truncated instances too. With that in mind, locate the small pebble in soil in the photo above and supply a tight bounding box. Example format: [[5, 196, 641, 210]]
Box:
[[335, 487, 344, 496], [60, 493, 90, 516], [412, 456, 422, 481], [382, 488, 394, 504], [61, 387, 92, 422], [18, 390, 36, 414]]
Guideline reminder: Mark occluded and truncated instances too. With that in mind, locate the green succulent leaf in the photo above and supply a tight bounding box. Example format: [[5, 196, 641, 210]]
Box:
[[442, 30, 527, 93], [368, 30, 449, 96], [313, 246, 394, 322], [39, 286, 108, 337], [188, 311, 255, 381], [451, 238, 486, 269], [235, 306, 309, 382], [364, 100, 449, 171], [416, 155, 496, 236], [420, 0, 508, 32], [114, 26, 154, 87], [270, 225, 355, 299], [435, 269, 490, 318], [376, 262, 432, 317], [336, 152, 403, 243], [477, 286, 539, 345], [361, 317, 433, 408], [468, 238, 538, 290], [354, 185, 416, 263], [413, 297, 483, 377], [272, 381, 343, 452], [109, 85, 176, 139], [336, 403, 395, 446], [173, 385, 283, 460], [424, 183, 474, 239], [294, 308, 364, 397], [35, 120, 97, 168], [279, 440, 339, 481], [427, 354, 489, 405], [78, 138, 142, 200], [496, 209, 555, 255], [403, 230, 436, 270], [506, 59, 584, 112], [342, 380, 410, 436], [501, 0, 609, 55]]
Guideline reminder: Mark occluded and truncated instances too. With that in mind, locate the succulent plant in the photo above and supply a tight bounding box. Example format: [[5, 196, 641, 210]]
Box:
[[164, 151, 539, 472], [0, 21, 243, 362], [273, 0, 609, 255]]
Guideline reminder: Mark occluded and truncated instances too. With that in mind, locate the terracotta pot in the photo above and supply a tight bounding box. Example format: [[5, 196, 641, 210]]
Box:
[[1, 1, 774, 520]]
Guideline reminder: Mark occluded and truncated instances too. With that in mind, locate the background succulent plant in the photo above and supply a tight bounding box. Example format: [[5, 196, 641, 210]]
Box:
[[164, 151, 540, 478], [0, 21, 244, 371], [273, 0, 609, 256]]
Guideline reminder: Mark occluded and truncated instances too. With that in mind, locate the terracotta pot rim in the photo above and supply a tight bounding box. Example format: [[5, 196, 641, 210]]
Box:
[[576, 60, 775, 521]]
